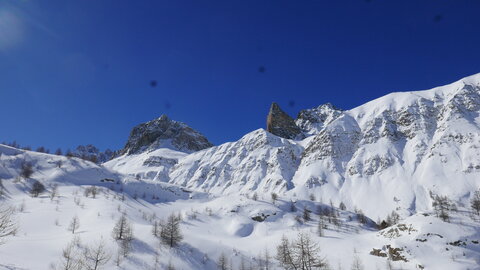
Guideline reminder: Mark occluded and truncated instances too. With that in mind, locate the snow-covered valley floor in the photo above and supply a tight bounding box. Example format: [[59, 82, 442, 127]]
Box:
[[0, 145, 479, 269]]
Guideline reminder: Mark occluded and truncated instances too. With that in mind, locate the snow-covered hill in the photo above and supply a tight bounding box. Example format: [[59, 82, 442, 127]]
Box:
[[2, 74, 480, 270], [1, 144, 479, 270]]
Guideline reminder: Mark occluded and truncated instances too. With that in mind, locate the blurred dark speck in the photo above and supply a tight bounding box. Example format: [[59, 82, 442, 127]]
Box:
[[258, 66, 266, 73], [288, 100, 295, 107], [165, 101, 171, 109], [150, 80, 157, 87], [433, 14, 443, 23]]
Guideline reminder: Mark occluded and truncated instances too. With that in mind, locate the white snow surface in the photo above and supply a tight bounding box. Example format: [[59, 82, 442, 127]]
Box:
[[1, 74, 480, 269]]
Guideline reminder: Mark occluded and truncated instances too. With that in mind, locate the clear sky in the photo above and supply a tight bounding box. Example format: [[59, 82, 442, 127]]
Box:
[[1, 0, 480, 152]]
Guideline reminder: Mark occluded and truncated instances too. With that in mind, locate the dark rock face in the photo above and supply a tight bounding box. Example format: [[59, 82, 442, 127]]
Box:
[[74, 145, 114, 163], [120, 115, 213, 155], [266, 102, 302, 139]]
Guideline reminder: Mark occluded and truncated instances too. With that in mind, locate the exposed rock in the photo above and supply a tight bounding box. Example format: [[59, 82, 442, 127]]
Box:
[[296, 103, 343, 135], [142, 156, 178, 167], [74, 144, 114, 164], [119, 115, 213, 155], [266, 102, 302, 139]]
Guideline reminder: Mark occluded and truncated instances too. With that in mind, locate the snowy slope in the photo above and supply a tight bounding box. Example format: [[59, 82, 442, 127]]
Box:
[[291, 73, 480, 219], [169, 129, 303, 194], [104, 148, 187, 182], [164, 73, 480, 220], [1, 143, 480, 270], [2, 74, 480, 270]]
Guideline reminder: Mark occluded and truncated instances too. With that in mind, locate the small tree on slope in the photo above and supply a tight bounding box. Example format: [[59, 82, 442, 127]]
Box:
[[68, 216, 80, 234], [0, 206, 16, 244], [20, 161, 34, 179], [83, 240, 111, 270], [112, 214, 133, 241], [56, 240, 82, 270], [471, 189, 480, 215], [275, 232, 328, 270], [160, 213, 183, 247]]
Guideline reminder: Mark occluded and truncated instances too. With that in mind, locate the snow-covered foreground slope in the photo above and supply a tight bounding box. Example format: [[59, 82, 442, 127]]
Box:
[[1, 145, 480, 270]]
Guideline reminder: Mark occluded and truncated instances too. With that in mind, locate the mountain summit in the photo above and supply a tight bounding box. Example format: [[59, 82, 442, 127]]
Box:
[[119, 115, 213, 155]]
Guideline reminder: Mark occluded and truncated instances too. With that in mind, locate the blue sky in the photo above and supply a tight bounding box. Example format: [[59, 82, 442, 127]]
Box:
[[1, 0, 480, 151]]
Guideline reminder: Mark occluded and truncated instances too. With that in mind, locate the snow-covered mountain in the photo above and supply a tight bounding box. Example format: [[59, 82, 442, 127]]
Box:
[[118, 114, 213, 155], [157, 74, 480, 220], [169, 129, 304, 194], [3, 74, 480, 270], [104, 115, 212, 181], [1, 142, 479, 270]]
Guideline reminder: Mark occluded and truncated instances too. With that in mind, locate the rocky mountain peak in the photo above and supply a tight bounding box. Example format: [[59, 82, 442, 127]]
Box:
[[266, 102, 302, 139], [119, 115, 213, 155], [296, 103, 343, 135]]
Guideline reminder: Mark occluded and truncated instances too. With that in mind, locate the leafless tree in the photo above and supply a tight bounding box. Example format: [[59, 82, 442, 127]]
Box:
[[82, 240, 111, 270], [57, 240, 82, 270], [239, 257, 246, 270], [69, 215, 80, 234], [432, 195, 452, 222], [30, 180, 45, 197], [317, 219, 324, 237], [112, 214, 133, 241], [263, 248, 271, 270], [350, 254, 364, 270], [385, 211, 400, 226], [217, 253, 228, 270], [0, 206, 16, 244], [355, 209, 367, 225], [471, 189, 480, 215], [303, 208, 311, 222], [276, 235, 295, 269], [20, 160, 34, 179], [152, 220, 161, 238], [51, 184, 59, 201], [160, 213, 183, 247], [84, 186, 99, 199], [276, 232, 327, 270], [119, 236, 132, 258], [271, 193, 278, 204]]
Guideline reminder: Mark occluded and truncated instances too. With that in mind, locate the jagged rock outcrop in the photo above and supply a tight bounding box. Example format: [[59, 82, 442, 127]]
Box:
[[266, 102, 302, 139], [119, 115, 213, 155], [74, 144, 114, 163]]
